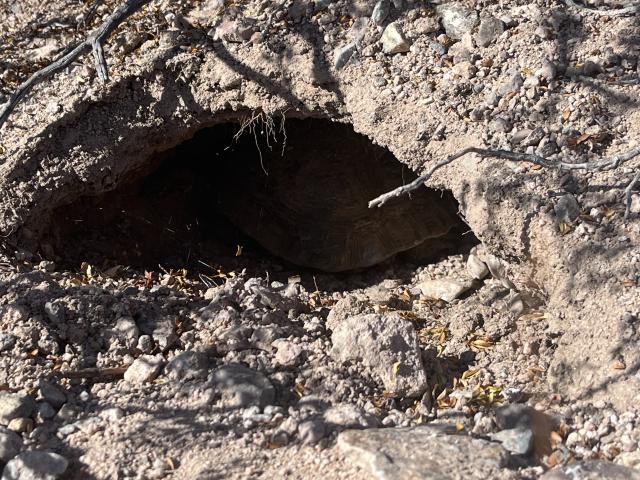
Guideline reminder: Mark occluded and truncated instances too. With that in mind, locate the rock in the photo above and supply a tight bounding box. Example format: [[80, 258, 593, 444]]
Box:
[[371, 0, 390, 25], [0, 393, 35, 426], [0, 334, 16, 352], [474, 16, 504, 47], [490, 427, 534, 455], [436, 3, 479, 40], [494, 404, 557, 457], [536, 59, 557, 80], [250, 326, 282, 350], [630, 194, 640, 215], [338, 426, 511, 479], [323, 404, 381, 429], [540, 461, 640, 480], [298, 420, 327, 445], [497, 71, 523, 96], [38, 382, 66, 409], [467, 254, 489, 280], [582, 59, 602, 77], [0, 429, 22, 464], [7, 418, 33, 434], [330, 314, 427, 397], [36, 403, 56, 421], [137, 335, 154, 353], [151, 318, 177, 352], [381, 22, 411, 54], [213, 19, 254, 43], [212, 364, 275, 409], [417, 279, 472, 302], [413, 16, 440, 35], [2, 451, 68, 480], [272, 340, 304, 367], [488, 117, 512, 134], [123, 354, 164, 384], [165, 351, 209, 381], [555, 194, 581, 222], [334, 42, 357, 70], [114, 316, 139, 345]]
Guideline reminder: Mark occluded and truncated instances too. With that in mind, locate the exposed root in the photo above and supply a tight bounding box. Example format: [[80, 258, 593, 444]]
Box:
[[369, 144, 640, 218]]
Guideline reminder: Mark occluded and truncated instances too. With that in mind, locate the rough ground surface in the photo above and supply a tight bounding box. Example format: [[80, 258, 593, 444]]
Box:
[[0, 0, 639, 478]]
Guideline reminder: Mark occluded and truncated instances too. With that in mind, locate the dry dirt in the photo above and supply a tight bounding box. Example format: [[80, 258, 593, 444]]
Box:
[[0, 0, 639, 479]]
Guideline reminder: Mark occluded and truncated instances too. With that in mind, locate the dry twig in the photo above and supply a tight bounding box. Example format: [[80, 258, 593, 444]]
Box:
[[563, 0, 639, 16], [369, 145, 640, 219], [0, 0, 152, 131]]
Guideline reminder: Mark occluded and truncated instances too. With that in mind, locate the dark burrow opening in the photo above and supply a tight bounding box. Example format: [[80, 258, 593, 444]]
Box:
[[41, 118, 476, 278]]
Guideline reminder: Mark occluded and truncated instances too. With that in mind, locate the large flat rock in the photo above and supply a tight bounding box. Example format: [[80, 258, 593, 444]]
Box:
[[337, 426, 512, 480]]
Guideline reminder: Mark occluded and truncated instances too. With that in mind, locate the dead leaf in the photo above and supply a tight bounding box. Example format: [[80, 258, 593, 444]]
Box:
[[392, 361, 401, 376], [612, 360, 626, 370], [558, 221, 572, 235]]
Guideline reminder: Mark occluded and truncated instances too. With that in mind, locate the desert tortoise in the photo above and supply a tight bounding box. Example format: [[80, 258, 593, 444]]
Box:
[[216, 119, 459, 272]]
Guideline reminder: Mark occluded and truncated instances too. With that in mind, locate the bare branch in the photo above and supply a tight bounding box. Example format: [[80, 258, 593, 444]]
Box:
[[563, 0, 639, 16], [0, 0, 151, 132], [368, 144, 640, 213], [625, 171, 640, 220]]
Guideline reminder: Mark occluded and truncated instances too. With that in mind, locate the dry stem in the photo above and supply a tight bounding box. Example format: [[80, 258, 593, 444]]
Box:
[[369, 145, 640, 219]]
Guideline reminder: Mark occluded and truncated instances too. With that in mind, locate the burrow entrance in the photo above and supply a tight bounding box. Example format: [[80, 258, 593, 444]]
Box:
[[41, 118, 475, 274]]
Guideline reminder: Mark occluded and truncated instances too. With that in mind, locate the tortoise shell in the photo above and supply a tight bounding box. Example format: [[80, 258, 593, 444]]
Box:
[[216, 120, 458, 272]]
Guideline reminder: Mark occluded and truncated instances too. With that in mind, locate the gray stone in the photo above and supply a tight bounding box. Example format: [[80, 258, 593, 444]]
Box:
[[250, 326, 282, 350], [497, 72, 523, 96], [330, 314, 427, 397], [114, 316, 139, 344], [522, 127, 545, 147], [165, 351, 209, 381], [151, 318, 177, 351], [272, 340, 304, 367], [298, 420, 327, 445], [123, 354, 164, 384], [540, 461, 640, 480], [213, 19, 254, 43], [418, 279, 472, 302], [381, 23, 411, 54], [338, 426, 511, 479], [212, 364, 275, 409], [137, 335, 154, 353], [323, 404, 381, 429], [38, 382, 66, 409], [314, 0, 332, 11], [436, 3, 479, 40], [467, 254, 489, 280], [36, 403, 56, 421], [474, 16, 504, 47], [334, 42, 357, 70], [0, 429, 22, 464], [491, 427, 534, 455], [555, 194, 581, 222], [1, 451, 68, 480], [0, 393, 35, 426], [489, 117, 512, 134], [372, 0, 390, 25], [0, 334, 16, 352], [536, 59, 557, 80]]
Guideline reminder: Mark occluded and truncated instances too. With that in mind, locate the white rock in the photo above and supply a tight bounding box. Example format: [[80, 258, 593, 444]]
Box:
[[123, 355, 164, 384], [2, 451, 68, 480], [467, 254, 489, 280], [381, 22, 411, 54], [418, 279, 472, 302]]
